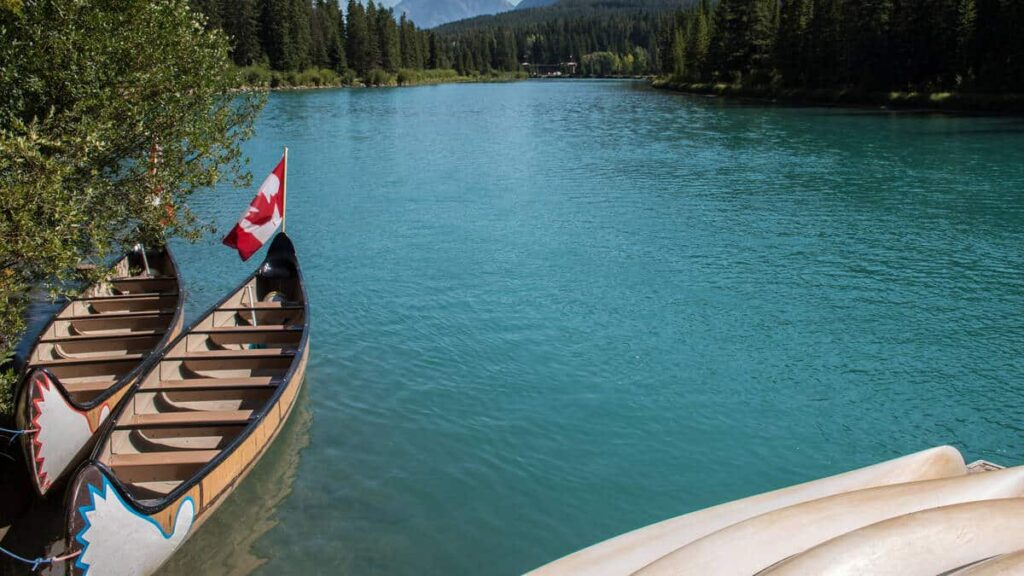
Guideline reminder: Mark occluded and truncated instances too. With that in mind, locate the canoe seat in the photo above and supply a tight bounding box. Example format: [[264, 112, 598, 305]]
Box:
[[78, 292, 177, 302], [166, 349, 297, 361], [110, 276, 176, 283], [197, 325, 302, 334], [61, 310, 175, 321], [60, 378, 119, 394], [143, 377, 281, 392], [119, 410, 254, 429], [219, 302, 302, 311], [110, 449, 220, 468], [40, 330, 165, 343], [30, 353, 144, 367]]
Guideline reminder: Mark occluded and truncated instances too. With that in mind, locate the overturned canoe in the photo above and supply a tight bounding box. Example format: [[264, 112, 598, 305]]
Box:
[[527, 448, 1024, 576], [527, 446, 967, 576], [62, 232, 308, 576], [14, 245, 184, 497], [948, 548, 1024, 575], [762, 498, 1024, 575], [637, 466, 1024, 576]]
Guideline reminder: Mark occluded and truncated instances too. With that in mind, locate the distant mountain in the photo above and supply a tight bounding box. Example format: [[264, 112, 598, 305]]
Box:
[[437, 0, 689, 33], [515, 0, 558, 9], [395, 0, 515, 28]]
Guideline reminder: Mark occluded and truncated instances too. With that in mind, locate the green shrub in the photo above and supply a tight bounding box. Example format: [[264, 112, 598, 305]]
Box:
[[395, 68, 462, 85], [296, 68, 322, 87], [236, 64, 273, 87], [365, 68, 395, 87]]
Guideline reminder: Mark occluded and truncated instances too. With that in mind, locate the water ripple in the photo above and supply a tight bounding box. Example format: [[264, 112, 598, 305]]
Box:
[[163, 80, 1024, 576]]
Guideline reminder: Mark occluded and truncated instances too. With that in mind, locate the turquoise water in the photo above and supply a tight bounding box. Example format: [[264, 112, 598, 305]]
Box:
[[161, 80, 1024, 575]]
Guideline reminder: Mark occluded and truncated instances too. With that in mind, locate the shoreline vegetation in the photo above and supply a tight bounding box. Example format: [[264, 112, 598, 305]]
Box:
[[1, 0, 263, 420], [234, 64, 527, 90], [654, 0, 1024, 115], [651, 78, 1024, 115], [193, 0, 533, 94]]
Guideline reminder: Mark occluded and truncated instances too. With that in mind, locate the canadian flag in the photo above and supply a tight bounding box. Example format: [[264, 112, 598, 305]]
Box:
[[223, 154, 286, 261]]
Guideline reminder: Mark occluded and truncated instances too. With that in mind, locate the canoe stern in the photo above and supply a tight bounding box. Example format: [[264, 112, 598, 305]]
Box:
[[67, 463, 196, 576], [17, 369, 116, 498]]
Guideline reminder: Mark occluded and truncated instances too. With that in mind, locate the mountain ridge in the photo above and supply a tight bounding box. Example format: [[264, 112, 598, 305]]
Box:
[[394, 0, 515, 28], [515, 0, 558, 9]]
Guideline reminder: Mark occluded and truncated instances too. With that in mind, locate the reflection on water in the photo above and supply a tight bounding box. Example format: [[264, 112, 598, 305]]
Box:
[[156, 387, 313, 576]]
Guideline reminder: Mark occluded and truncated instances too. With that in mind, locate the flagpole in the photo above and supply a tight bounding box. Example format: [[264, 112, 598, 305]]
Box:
[[281, 146, 289, 234]]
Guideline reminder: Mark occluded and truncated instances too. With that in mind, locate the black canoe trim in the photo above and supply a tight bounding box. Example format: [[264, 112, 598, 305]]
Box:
[[87, 232, 310, 517], [14, 246, 186, 413]]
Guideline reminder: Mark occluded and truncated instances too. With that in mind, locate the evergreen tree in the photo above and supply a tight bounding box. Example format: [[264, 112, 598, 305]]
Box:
[[748, 0, 778, 79], [806, 0, 842, 87], [775, 0, 811, 86], [840, 0, 893, 88], [955, 0, 977, 85], [711, 0, 774, 82], [379, 8, 402, 72], [223, 0, 262, 66], [365, 0, 382, 70], [327, 0, 347, 72], [347, 0, 371, 76], [287, 0, 312, 70], [261, 0, 296, 70], [688, 0, 712, 79], [310, 1, 330, 68], [400, 14, 417, 69], [429, 33, 446, 69], [671, 26, 686, 77]]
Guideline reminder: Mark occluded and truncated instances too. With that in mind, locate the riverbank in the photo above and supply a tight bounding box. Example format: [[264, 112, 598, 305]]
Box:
[[651, 78, 1024, 115], [236, 65, 527, 90]]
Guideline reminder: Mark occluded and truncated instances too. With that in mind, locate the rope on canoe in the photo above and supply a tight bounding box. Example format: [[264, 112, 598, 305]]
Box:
[[0, 545, 79, 572], [0, 427, 37, 445]]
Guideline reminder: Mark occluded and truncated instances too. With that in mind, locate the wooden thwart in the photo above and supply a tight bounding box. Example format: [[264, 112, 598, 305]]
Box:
[[40, 331, 165, 344], [61, 310, 175, 321], [196, 325, 302, 334], [110, 276, 177, 283], [110, 450, 221, 468], [143, 377, 280, 392], [219, 302, 302, 311], [30, 353, 145, 367], [61, 378, 121, 394], [166, 349, 297, 361], [79, 292, 177, 302], [119, 410, 254, 429]]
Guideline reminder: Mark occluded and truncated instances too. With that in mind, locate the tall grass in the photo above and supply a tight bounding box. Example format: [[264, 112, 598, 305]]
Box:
[[234, 65, 527, 90]]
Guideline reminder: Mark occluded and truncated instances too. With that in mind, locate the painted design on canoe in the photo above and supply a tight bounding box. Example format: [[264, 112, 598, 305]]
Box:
[[15, 245, 185, 496], [62, 233, 309, 576], [30, 371, 111, 495], [74, 475, 195, 576]]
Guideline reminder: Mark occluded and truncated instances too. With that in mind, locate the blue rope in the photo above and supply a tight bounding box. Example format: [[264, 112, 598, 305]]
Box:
[[0, 544, 49, 571], [0, 427, 35, 445]]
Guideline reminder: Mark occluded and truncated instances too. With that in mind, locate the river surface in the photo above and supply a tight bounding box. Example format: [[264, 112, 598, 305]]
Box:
[[157, 80, 1024, 575]]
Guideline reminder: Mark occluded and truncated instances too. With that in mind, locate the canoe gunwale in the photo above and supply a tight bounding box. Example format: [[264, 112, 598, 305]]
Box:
[[14, 246, 185, 413], [83, 232, 310, 518]]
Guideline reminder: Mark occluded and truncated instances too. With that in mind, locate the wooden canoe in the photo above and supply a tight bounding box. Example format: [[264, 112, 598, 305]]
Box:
[[14, 245, 185, 497], [62, 232, 309, 576]]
